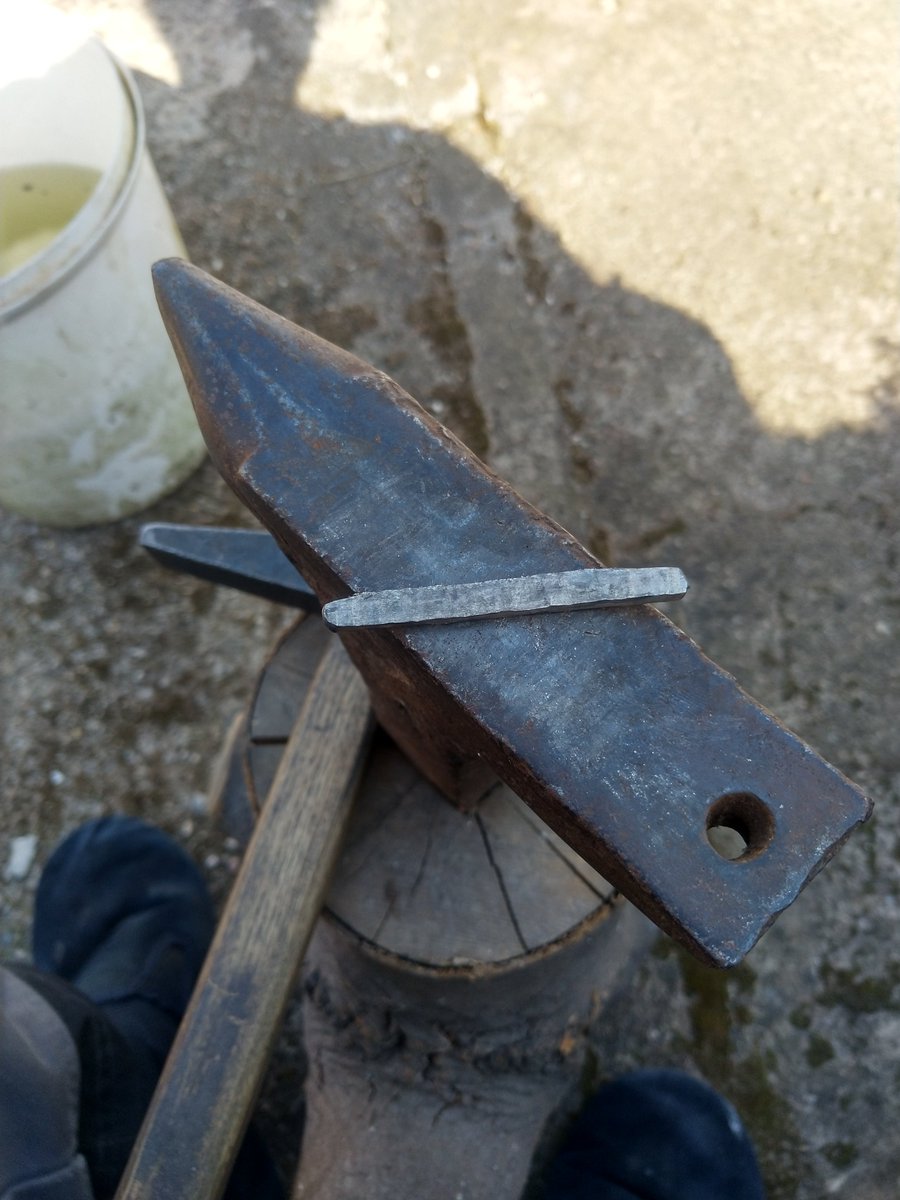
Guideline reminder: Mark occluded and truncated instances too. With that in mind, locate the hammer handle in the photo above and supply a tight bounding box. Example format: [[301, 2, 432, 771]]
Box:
[[115, 637, 373, 1200]]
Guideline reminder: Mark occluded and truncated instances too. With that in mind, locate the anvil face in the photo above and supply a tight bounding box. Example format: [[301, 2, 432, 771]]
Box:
[[153, 259, 872, 968]]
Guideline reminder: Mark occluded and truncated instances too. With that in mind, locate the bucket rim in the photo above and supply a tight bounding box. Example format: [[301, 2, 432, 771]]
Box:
[[0, 47, 147, 323]]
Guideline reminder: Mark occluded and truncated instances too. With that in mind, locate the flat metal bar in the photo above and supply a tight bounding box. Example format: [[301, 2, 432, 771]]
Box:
[[323, 567, 687, 629], [139, 523, 318, 610]]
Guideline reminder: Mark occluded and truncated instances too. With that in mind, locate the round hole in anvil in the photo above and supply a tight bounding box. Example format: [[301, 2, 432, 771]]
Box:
[[706, 792, 775, 862]]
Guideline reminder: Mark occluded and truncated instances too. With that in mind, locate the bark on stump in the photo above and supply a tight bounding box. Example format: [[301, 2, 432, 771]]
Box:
[[216, 616, 654, 1200]]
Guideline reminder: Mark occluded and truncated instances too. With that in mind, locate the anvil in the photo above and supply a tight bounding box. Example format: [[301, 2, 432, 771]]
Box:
[[153, 259, 871, 969]]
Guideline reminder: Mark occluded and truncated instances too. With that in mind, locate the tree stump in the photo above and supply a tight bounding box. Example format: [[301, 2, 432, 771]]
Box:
[[216, 615, 654, 1200]]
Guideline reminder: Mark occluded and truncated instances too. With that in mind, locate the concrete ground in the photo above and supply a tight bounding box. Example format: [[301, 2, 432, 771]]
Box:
[[1, 0, 897, 1195]]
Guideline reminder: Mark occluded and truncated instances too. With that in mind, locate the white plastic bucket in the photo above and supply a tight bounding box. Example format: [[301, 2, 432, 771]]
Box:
[[0, 3, 205, 526]]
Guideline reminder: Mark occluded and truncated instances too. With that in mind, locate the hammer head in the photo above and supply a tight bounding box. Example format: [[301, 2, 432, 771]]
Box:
[[153, 258, 872, 968]]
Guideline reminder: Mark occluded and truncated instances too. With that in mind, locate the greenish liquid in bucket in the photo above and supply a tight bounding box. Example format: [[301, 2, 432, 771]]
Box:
[[0, 163, 101, 278]]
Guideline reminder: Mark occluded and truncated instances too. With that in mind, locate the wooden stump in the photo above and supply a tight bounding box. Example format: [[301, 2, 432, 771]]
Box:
[[216, 616, 654, 1200]]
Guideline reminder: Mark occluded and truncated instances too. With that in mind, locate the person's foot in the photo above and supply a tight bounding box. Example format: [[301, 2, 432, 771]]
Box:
[[32, 815, 215, 1065], [542, 1069, 765, 1199], [31, 815, 284, 1199]]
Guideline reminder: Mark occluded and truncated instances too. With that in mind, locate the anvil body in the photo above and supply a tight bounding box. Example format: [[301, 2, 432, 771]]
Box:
[[153, 260, 871, 968]]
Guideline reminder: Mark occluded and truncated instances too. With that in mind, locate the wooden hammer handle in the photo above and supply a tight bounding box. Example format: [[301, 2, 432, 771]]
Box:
[[115, 637, 373, 1200]]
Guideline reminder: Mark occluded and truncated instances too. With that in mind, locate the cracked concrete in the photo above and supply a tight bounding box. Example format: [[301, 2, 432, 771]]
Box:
[[1, 0, 898, 1196]]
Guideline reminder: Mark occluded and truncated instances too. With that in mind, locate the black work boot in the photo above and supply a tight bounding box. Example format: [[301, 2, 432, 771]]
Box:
[[28, 815, 283, 1200], [33, 815, 215, 1068], [542, 1069, 765, 1199]]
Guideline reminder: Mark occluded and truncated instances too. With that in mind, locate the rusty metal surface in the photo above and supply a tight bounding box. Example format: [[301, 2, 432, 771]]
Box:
[[152, 259, 872, 968]]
